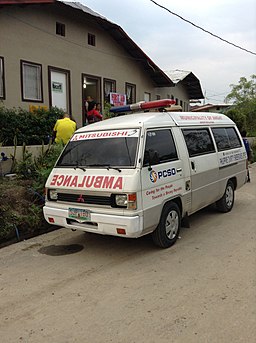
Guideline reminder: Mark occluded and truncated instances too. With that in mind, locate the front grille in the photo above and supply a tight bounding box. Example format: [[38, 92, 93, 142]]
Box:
[[57, 193, 111, 206]]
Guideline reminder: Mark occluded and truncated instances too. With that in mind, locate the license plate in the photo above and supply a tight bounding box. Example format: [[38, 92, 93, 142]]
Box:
[[68, 207, 91, 221]]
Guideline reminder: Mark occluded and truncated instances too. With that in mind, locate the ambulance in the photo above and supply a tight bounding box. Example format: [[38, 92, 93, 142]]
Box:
[[43, 100, 247, 248]]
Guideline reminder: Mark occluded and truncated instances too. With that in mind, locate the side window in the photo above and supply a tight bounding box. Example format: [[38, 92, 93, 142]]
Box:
[[182, 128, 215, 157], [143, 129, 178, 166], [212, 127, 242, 151]]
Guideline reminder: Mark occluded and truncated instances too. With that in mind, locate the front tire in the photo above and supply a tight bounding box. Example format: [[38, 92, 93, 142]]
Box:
[[216, 180, 235, 213], [152, 202, 181, 248]]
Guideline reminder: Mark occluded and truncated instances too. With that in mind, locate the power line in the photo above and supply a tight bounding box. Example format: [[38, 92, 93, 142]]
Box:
[[149, 0, 256, 56]]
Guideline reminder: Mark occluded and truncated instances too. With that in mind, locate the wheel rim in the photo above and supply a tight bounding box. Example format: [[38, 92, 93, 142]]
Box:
[[226, 185, 234, 208], [165, 210, 179, 239]]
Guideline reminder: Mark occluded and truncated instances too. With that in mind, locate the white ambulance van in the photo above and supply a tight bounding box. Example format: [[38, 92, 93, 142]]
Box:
[[43, 100, 247, 248]]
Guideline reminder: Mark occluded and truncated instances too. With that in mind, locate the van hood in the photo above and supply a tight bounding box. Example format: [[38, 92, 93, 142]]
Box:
[[46, 168, 139, 192]]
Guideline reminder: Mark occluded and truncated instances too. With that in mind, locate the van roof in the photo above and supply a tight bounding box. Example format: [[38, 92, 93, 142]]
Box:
[[77, 111, 234, 133]]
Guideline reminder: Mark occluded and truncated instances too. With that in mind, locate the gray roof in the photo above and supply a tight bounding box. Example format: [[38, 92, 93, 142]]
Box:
[[61, 1, 109, 21], [165, 70, 191, 84], [165, 70, 204, 99], [59, 1, 174, 87]]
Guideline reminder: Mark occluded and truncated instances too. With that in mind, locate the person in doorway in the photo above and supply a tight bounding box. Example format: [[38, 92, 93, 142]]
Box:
[[96, 102, 102, 115], [53, 113, 76, 145], [87, 102, 103, 124], [84, 96, 96, 125], [241, 130, 251, 182], [85, 96, 95, 113]]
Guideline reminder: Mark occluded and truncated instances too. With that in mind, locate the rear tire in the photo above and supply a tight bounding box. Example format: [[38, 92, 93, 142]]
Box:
[[216, 180, 235, 213], [152, 202, 181, 248]]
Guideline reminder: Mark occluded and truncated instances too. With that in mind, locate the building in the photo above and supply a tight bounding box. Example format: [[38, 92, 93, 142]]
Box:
[[191, 103, 233, 113], [0, 0, 203, 127], [162, 70, 204, 112]]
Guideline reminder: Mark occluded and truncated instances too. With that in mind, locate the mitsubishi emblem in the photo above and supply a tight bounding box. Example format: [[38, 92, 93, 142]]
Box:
[[77, 194, 85, 203]]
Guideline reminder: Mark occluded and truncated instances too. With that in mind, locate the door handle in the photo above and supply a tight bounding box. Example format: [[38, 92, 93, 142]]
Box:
[[177, 168, 182, 173], [191, 161, 196, 171]]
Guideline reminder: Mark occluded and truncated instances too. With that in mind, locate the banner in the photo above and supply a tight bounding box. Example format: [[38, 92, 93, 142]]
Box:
[[109, 92, 126, 106]]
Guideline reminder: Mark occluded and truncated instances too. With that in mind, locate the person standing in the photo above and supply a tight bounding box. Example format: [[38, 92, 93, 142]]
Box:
[[241, 130, 251, 182], [84, 95, 96, 124], [53, 113, 76, 145]]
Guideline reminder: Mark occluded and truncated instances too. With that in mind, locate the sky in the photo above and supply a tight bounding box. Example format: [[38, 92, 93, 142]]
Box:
[[67, 0, 256, 104]]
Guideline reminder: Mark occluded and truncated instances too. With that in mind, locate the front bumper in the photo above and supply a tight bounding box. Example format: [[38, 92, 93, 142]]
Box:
[[43, 205, 143, 238]]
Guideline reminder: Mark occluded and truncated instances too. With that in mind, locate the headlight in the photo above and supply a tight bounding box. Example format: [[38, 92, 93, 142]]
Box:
[[48, 189, 58, 201], [113, 193, 137, 210], [115, 194, 128, 207]]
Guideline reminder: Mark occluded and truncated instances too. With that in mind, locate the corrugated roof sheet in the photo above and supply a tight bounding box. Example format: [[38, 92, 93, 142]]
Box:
[[61, 1, 109, 21], [165, 70, 191, 84], [165, 69, 204, 99]]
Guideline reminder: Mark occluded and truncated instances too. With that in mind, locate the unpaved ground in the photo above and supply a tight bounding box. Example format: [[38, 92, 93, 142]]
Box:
[[0, 165, 255, 343]]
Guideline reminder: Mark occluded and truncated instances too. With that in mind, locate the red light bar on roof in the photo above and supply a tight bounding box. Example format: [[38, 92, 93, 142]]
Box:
[[109, 99, 176, 114]]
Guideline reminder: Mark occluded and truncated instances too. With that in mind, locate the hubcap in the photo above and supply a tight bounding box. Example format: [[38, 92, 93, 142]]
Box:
[[226, 185, 234, 208], [165, 210, 179, 239]]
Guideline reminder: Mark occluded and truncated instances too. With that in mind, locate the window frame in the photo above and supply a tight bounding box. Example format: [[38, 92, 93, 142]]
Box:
[[125, 82, 136, 104], [182, 128, 216, 157], [103, 78, 116, 102], [20, 60, 43, 102], [0, 56, 6, 100], [211, 127, 242, 151], [56, 22, 65, 37], [144, 92, 151, 102], [88, 33, 96, 46]]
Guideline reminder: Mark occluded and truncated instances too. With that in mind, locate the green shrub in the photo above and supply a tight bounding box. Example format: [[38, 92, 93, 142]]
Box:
[[0, 106, 64, 146], [33, 142, 64, 194], [0, 142, 63, 241]]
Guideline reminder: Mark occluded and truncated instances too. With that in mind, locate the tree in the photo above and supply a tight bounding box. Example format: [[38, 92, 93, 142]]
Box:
[[225, 75, 256, 135]]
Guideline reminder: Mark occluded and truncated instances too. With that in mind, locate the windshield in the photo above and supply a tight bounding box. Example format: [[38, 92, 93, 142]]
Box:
[[56, 129, 139, 168]]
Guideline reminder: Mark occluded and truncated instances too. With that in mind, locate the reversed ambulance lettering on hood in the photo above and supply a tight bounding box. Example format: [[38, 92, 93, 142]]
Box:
[[50, 174, 123, 189], [71, 129, 139, 142], [219, 150, 246, 166]]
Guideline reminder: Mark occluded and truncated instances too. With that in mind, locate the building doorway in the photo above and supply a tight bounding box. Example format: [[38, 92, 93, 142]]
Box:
[[49, 67, 71, 114], [82, 74, 101, 125]]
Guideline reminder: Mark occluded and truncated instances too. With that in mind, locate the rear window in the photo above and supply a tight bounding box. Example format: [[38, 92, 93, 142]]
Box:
[[212, 127, 242, 151]]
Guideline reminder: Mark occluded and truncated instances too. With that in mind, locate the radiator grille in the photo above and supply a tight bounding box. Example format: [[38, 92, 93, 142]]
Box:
[[57, 193, 111, 206]]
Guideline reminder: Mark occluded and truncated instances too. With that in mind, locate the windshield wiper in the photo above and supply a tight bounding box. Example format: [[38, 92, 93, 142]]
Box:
[[106, 165, 122, 173], [74, 162, 86, 172], [85, 164, 122, 172]]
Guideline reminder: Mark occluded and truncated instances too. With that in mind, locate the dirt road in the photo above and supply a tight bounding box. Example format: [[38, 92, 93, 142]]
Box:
[[1, 165, 256, 343]]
